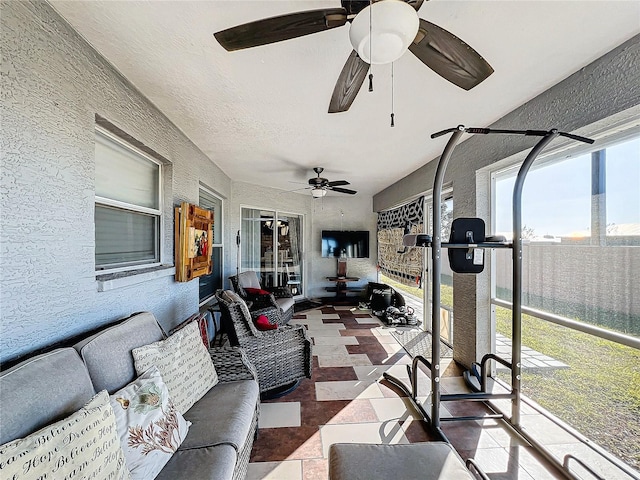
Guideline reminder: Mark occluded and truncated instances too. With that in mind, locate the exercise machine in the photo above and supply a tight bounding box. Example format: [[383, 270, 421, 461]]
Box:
[[383, 125, 597, 479]]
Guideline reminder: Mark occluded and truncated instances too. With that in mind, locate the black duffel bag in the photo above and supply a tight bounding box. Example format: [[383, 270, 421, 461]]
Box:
[[366, 282, 405, 314]]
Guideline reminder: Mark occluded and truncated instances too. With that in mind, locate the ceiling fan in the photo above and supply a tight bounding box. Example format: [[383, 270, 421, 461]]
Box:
[[214, 0, 494, 113], [305, 167, 357, 198]]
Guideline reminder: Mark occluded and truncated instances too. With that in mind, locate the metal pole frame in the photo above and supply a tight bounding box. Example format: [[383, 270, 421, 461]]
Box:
[[430, 126, 466, 428], [510, 130, 559, 424], [383, 125, 600, 479]]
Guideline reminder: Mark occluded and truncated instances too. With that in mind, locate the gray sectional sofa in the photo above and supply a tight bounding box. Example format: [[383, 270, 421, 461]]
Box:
[[0, 312, 260, 480]]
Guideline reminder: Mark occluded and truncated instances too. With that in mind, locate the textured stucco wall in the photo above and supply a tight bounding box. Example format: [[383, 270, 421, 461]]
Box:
[[372, 35, 640, 367], [0, 1, 233, 362], [308, 196, 378, 300], [227, 183, 377, 300]]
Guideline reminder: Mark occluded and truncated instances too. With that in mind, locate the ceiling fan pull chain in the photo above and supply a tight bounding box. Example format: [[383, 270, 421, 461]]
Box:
[[390, 62, 395, 127], [368, 0, 373, 92]]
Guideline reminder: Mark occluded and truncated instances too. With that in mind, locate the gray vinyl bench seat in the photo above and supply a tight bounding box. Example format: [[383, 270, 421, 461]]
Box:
[[328, 442, 477, 480]]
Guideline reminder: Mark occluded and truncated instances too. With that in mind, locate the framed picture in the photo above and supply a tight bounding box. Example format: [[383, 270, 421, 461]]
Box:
[[175, 202, 214, 282]]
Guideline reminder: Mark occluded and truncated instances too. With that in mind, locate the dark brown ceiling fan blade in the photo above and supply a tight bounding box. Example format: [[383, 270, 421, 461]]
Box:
[[409, 19, 494, 90], [328, 180, 350, 187], [405, 0, 426, 11], [328, 50, 369, 113], [341, 0, 370, 16], [330, 186, 357, 195], [214, 8, 348, 51]]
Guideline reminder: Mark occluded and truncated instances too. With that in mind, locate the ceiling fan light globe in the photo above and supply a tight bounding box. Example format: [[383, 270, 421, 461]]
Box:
[[311, 188, 327, 198], [349, 0, 419, 65]]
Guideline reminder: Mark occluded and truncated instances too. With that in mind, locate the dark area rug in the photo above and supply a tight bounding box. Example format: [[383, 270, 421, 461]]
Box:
[[294, 298, 323, 312], [390, 328, 453, 359]]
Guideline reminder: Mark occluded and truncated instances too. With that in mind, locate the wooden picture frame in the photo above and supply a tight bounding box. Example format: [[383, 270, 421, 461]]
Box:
[[175, 202, 214, 282]]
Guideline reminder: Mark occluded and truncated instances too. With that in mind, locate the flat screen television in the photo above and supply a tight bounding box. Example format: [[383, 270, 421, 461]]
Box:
[[321, 230, 370, 258]]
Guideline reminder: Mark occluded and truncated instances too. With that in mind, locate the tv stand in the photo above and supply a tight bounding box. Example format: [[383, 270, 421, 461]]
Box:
[[325, 276, 361, 298]]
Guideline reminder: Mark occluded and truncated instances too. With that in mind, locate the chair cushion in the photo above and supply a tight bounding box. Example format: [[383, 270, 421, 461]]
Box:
[[237, 271, 262, 289], [0, 348, 96, 444], [0, 391, 130, 480], [220, 289, 244, 305], [328, 442, 475, 480], [156, 444, 237, 480], [74, 312, 165, 394], [275, 295, 295, 313], [180, 380, 259, 452], [132, 322, 219, 415], [109, 367, 191, 480]]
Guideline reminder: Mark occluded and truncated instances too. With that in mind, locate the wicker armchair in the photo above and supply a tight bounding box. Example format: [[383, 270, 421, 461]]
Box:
[[229, 270, 294, 324], [215, 290, 312, 394]]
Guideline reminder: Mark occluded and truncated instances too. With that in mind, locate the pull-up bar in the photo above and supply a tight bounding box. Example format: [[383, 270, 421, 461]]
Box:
[[430, 125, 594, 144]]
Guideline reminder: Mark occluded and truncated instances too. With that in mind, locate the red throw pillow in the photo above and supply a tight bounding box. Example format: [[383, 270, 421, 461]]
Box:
[[245, 287, 271, 296], [255, 314, 277, 331]]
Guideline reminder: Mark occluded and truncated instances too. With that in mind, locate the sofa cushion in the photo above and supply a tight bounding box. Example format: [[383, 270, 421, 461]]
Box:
[[156, 444, 237, 480], [0, 348, 95, 444], [0, 390, 131, 480], [180, 380, 259, 452], [132, 322, 219, 415], [110, 367, 191, 480], [74, 312, 165, 393]]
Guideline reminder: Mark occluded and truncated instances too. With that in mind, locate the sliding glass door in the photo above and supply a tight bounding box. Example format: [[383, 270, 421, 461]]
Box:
[[241, 208, 304, 297]]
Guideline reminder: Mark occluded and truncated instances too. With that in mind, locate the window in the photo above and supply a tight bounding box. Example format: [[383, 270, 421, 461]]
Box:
[[491, 132, 639, 467], [199, 187, 223, 303], [240, 208, 304, 296], [94, 128, 162, 271]]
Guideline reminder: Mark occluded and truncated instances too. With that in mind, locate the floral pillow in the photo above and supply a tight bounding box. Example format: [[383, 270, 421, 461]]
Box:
[[0, 390, 131, 480], [132, 321, 219, 415], [110, 367, 190, 480]]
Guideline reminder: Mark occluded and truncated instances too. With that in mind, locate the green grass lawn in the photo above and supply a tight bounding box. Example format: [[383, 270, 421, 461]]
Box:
[[496, 306, 640, 469], [380, 275, 639, 468], [380, 275, 453, 308]]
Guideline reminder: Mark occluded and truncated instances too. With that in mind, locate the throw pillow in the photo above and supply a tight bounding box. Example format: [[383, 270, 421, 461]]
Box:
[[110, 367, 190, 480], [0, 390, 131, 480], [255, 314, 277, 331], [132, 322, 218, 415], [244, 287, 271, 296], [221, 290, 244, 304]]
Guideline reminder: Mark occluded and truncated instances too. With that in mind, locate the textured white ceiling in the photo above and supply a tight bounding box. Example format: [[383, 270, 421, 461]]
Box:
[[49, 1, 640, 197]]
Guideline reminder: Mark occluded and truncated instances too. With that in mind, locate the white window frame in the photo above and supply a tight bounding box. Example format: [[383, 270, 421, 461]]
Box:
[[239, 205, 305, 298], [94, 126, 163, 273], [488, 125, 640, 345], [199, 185, 224, 305]]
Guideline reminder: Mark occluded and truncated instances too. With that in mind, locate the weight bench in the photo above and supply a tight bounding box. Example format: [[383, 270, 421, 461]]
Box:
[[328, 442, 487, 480]]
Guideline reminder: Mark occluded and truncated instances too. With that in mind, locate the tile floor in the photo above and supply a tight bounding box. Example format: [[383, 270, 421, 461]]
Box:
[[246, 306, 637, 480]]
